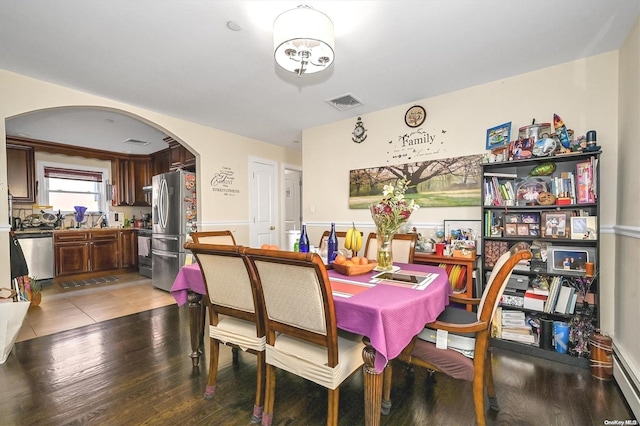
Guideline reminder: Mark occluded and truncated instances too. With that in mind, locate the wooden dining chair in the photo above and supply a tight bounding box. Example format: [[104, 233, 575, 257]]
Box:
[[243, 248, 365, 426], [190, 230, 236, 245], [317, 230, 364, 256], [393, 248, 532, 426], [363, 232, 418, 263], [185, 242, 266, 424]]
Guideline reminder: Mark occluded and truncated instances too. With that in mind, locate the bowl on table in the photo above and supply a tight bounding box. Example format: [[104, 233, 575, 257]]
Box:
[[331, 261, 378, 276]]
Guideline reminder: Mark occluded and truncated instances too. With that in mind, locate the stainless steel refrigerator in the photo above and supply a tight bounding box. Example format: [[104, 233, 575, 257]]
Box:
[[151, 170, 197, 291]]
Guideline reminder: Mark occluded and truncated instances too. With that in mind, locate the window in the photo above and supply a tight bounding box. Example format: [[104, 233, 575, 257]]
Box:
[[40, 165, 108, 214]]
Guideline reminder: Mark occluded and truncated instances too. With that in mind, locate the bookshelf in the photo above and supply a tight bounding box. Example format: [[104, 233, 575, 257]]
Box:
[[481, 151, 600, 367]]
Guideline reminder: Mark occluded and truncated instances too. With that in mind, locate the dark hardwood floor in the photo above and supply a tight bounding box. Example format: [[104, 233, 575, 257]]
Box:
[[0, 304, 635, 425]]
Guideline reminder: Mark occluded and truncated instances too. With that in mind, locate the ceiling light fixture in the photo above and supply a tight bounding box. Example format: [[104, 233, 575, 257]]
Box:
[[273, 5, 334, 77]]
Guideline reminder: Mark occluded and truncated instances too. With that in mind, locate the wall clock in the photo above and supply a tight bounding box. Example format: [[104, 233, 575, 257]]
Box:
[[352, 117, 367, 143], [405, 105, 426, 128]]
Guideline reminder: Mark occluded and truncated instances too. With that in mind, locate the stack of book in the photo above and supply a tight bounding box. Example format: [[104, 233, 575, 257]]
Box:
[[524, 287, 548, 311], [499, 310, 536, 344]]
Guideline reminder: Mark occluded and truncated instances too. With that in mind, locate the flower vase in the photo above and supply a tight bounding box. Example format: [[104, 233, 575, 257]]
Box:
[[569, 301, 594, 358], [376, 231, 394, 271]]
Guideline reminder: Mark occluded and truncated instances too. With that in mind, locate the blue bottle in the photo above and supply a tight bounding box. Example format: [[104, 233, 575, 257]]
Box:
[[327, 222, 338, 263], [299, 224, 310, 253]]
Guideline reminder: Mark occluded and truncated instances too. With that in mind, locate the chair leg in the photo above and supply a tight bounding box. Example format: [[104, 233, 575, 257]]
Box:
[[261, 364, 276, 426], [204, 337, 220, 399], [327, 388, 339, 426], [472, 360, 487, 426], [484, 349, 500, 411], [251, 351, 266, 423]]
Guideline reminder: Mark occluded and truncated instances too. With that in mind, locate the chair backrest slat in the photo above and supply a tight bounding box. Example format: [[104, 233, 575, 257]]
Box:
[[190, 230, 236, 245]]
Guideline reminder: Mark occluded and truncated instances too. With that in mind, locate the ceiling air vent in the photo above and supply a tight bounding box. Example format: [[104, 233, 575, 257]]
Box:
[[123, 138, 150, 146], [326, 93, 363, 111]]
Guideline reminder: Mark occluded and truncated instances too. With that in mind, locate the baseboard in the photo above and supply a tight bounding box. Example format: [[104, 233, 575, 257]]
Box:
[[613, 342, 640, 419]]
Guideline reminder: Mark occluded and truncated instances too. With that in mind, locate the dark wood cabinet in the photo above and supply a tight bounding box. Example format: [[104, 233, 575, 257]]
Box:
[[151, 148, 171, 176], [111, 156, 151, 206], [119, 229, 138, 269], [54, 232, 90, 276], [53, 229, 138, 282], [6, 141, 36, 203], [90, 231, 120, 272], [164, 136, 195, 171]]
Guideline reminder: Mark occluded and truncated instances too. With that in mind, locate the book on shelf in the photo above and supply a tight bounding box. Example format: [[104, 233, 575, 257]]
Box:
[[484, 172, 518, 178], [524, 289, 547, 311], [501, 329, 536, 344], [554, 285, 575, 314], [544, 276, 563, 313]]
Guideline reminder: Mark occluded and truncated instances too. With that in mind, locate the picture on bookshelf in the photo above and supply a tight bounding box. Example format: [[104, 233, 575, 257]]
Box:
[[548, 246, 596, 276], [517, 224, 529, 236], [505, 224, 517, 236], [570, 216, 598, 240], [486, 122, 511, 149], [508, 137, 534, 160], [515, 177, 548, 206], [541, 212, 570, 239], [576, 160, 596, 204]]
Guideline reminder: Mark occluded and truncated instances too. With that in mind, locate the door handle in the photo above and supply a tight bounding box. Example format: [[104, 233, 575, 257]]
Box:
[[270, 226, 276, 230]]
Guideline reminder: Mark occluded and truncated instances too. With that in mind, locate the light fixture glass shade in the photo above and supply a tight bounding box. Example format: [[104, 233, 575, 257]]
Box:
[[273, 5, 334, 77]]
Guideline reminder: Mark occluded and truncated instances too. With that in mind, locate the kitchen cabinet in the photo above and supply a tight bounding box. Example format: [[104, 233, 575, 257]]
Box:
[[164, 136, 195, 171], [151, 148, 171, 176], [53, 229, 138, 282], [6, 141, 36, 203], [111, 156, 151, 206], [119, 229, 138, 269]]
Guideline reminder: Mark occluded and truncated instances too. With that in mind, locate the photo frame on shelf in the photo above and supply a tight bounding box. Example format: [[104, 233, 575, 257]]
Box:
[[547, 246, 596, 276], [541, 211, 570, 239], [508, 137, 534, 160], [486, 122, 511, 150], [570, 216, 598, 240]]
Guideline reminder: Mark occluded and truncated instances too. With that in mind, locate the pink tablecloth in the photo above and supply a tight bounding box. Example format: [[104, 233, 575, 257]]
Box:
[[171, 262, 451, 372]]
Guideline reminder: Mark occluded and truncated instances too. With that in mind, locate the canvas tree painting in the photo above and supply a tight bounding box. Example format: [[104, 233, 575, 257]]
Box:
[[349, 154, 483, 208]]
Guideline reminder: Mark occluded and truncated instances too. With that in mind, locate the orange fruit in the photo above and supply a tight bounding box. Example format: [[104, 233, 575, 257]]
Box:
[[261, 244, 270, 249], [359, 257, 369, 265], [351, 256, 360, 265], [269, 245, 280, 250], [334, 254, 347, 264]]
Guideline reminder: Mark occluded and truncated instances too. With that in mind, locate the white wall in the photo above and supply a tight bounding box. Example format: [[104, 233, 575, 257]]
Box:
[[615, 14, 640, 417], [303, 52, 619, 328], [0, 70, 301, 283]]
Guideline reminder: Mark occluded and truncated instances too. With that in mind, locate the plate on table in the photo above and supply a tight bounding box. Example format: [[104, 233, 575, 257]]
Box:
[[332, 261, 378, 276]]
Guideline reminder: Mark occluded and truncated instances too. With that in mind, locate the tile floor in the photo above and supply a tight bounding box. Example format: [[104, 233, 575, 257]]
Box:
[[16, 273, 177, 342]]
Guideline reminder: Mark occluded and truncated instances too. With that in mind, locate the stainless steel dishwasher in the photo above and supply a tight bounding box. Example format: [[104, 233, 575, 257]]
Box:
[[15, 231, 54, 282]]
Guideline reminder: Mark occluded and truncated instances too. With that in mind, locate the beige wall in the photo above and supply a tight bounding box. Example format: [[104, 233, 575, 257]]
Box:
[[1, 70, 301, 283], [615, 14, 640, 406], [304, 52, 619, 330]]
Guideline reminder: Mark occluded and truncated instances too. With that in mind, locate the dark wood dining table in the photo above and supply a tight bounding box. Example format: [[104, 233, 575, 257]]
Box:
[[171, 262, 451, 426]]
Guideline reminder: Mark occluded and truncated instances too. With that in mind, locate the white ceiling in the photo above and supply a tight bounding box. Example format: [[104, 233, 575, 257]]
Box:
[[2, 1, 639, 155]]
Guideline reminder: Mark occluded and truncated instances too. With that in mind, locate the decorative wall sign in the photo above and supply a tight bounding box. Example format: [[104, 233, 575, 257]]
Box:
[[348, 154, 482, 208], [386, 128, 449, 163], [352, 117, 367, 143], [405, 105, 426, 128], [210, 166, 240, 197]]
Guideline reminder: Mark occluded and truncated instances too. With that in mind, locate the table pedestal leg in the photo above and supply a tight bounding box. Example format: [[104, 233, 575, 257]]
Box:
[[362, 337, 382, 426], [187, 290, 203, 367]]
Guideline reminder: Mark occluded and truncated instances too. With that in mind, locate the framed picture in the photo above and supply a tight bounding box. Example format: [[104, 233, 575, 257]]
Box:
[[486, 122, 512, 150], [547, 246, 596, 275], [505, 223, 517, 236], [508, 137, 534, 160], [570, 216, 598, 240], [541, 211, 570, 239], [517, 224, 529, 236]]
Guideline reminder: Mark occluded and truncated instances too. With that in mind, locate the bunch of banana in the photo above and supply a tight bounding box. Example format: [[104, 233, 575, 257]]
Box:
[[344, 222, 362, 256]]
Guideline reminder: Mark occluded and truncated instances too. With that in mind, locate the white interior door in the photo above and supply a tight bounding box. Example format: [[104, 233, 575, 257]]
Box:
[[250, 158, 278, 247], [284, 168, 302, 233]]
